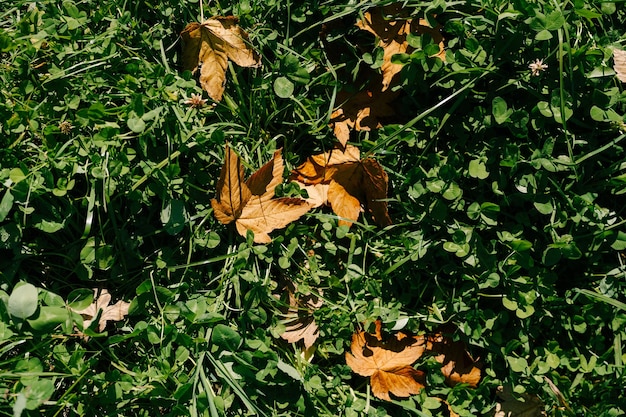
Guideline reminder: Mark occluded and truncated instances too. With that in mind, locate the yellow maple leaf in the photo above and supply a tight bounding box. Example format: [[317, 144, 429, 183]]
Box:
[[180, 16, 261, 101], [211, 145, 312, 243], [290, 145, 391, 227]]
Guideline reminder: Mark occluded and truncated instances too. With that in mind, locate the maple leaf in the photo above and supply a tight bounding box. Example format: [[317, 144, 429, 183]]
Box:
[[427, 330, 482, 387], [345, 320, 426, 401], [211, 145, 313, 243], [290, 145, 392, 227], [613, 48, 626, 83], [71, 288, 130, 333], [357, 4, 446, 91], [330, 78, 400, 147], [180, 16, 261, 101], [493, 385, 547, 417], [328, 4, 445, 146], [278, 282, 323, 349]]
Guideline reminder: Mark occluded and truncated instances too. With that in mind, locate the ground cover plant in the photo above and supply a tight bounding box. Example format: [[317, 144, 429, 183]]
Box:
[[1, 0, 626, 415]]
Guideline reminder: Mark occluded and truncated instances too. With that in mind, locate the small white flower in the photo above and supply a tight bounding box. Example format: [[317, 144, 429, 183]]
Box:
[[183, 93, 207, 108], [529, 59, 548, 76]]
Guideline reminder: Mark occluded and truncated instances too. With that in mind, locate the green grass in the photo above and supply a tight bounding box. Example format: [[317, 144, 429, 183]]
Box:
[[1, 0, 626, 415]]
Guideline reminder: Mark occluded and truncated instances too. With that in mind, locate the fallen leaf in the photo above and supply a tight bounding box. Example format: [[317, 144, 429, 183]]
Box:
[[346, 320, 427, 401], [612, 48, 626, 83], [357, 4, 445, 91], [71, 288, 130, 333], [328, 4, 445, 146], [211, 145, 313, 243], [492, 386, 546, 417], [279, 281, 323, 349], [180, 16, 261, 101], [330, 80, 400, 147], [290, 145, 391, 227], [427, 331, 482, 387]]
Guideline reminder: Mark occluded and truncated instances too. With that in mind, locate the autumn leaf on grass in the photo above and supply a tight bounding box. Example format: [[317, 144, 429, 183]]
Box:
[[328, 4, 445, 146], [278, 281, 323, 350], [329, 78, 400, 147], [613, 48, 626, 83], [211, 145, 313, 243], [180, 16, 261, 101], [493, 385, 546, 417], [346, 320, 426, 401], [290, 145, 392, 227], [427, 331, 482, 387], [357, 3, 446, 91], [71, 288, 130, 334]]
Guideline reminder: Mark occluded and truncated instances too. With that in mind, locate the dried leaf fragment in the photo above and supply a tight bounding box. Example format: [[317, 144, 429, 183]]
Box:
[[211, 145, 313, 243], [180, 16, 261, 101], [427, 332, 482, 387], [612, 48, 626, 83], [492, 386, 546, 417], [278, 282, 323, 349], [71, 288, 130, 333], [290, 145, 391, 227], [330, 81, 400, 147], [345, 321, 426, 401]]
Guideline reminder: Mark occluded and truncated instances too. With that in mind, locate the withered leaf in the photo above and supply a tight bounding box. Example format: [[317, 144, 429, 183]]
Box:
[[180, 16, 261, 101], [329, 4, 445, 146], [330, 80, 400, 147], [357, 4, 446, 91], [493, 386, 546, 417], [613, 48, 626, 83], [211, 145, 313, 243], [427, 330, 482, 387], [290, 145, 391, 227], [345, 321, 426, 401], [279, 282, 323, 349], [71, 288, 130, 334]]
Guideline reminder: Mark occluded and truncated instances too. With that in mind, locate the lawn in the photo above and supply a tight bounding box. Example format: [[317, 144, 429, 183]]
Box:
[[1, 0, 625, 416]]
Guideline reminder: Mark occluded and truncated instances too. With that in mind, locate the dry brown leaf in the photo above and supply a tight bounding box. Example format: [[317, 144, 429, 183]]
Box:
[[357, 4, 445, 91], [71, 288, 130, 333], [279, 282, 323, 349], [345, 320, 426, 401], [180, 16, 261, 101], [427, 331, 482, 387], [612, 48, 626, 83], [290, 145, 391, 227], [330, 81, 400, 147], [328, 4, 445, 146], [211, 145, 312, 243], [492, 386, 546, 417]]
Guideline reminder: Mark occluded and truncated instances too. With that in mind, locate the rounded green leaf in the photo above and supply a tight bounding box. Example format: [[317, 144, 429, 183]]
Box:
[[211, 323, 242, 351], [273, 77, 294, 98], [127, 117, 146, 133], [507, 356, 529, 373], [28, 306, 70, 331], [9, 168, 26, 184], [25, 379, 55, 410], [8, 283, 38, 319], [67, 288, 94, 310], [0, 190, 14, 222], [469, 159, 489, 179]]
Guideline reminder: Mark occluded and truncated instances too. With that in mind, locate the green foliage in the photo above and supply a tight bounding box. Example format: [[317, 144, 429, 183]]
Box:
[[1, 0, 626, 415]]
